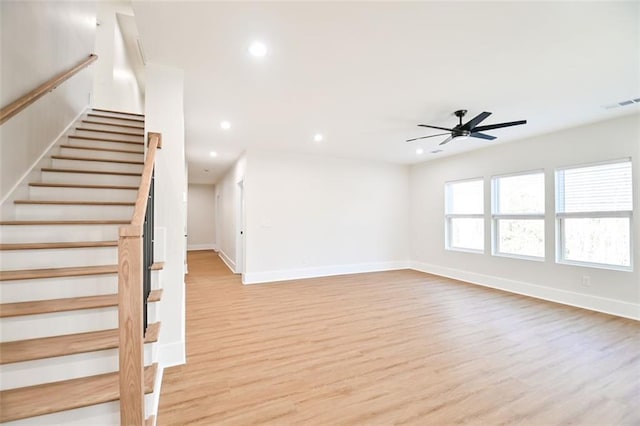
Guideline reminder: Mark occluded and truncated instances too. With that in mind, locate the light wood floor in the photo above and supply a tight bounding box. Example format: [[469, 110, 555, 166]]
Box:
[[158, 251, 640, 425]]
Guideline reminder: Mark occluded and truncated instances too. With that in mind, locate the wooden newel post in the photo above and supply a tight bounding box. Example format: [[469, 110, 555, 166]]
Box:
[[118, 226, 144, 426]]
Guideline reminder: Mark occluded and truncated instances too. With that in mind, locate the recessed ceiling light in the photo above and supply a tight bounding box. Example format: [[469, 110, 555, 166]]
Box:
[[314, 133, 323, 142], [220, 121, 231, 130], [249, 41, 267, 57], [416, 148, 424, 155], [209, 151, 218, 157]]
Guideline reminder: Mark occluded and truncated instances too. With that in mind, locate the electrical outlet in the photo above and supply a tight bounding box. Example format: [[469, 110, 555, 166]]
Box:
[[581, 275, 591, 287]]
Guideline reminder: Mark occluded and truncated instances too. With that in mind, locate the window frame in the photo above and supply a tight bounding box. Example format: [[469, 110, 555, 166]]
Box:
[[491, 169, 546, 261], [555, 158, 633, 272], [444, 177, 485, 254]]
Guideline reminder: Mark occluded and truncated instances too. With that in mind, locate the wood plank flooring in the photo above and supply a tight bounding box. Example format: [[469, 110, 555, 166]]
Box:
[[158, 251, 640, 425]]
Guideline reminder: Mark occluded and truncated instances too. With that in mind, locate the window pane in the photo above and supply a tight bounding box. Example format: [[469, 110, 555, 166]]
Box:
[[563, 217, 630, 267], [446, 179, 483, 214], [496, 173, 544, 214], [557, 161, 632, 213], [450, 218, 484, 251], [497, 219, 544, 258]]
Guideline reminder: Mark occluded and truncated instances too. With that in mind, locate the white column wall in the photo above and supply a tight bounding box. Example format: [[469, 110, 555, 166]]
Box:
[[145, 63, 186, 366]]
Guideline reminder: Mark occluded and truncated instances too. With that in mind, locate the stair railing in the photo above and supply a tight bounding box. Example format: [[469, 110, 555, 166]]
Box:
[[118, 132, 162, 425], [0, 54, 98, 125]]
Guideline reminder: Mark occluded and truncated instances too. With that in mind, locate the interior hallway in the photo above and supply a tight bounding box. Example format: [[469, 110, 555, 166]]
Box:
[[157, 250, 639, 425]]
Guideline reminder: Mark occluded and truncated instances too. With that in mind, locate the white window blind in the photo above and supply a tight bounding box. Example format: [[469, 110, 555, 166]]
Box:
[[556, 159, 633, 270], [557, 161, 632, 213]]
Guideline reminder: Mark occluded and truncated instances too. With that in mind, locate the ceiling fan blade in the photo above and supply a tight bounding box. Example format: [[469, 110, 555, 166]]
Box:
[[418, 124, 454, 132], [439, 135, 454, 146], [473, 120, 527, 132], [469, 132, 497, 140], [461, 111, 491, 131], [406, 132, 450, 142]]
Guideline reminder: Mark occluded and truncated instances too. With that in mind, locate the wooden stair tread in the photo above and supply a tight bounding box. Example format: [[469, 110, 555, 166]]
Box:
[[29, 182, 138, 190], [0, 323, 160, 364], [51, 155, 144, 165], [0, 363, 157, 422], [150, 262, 165, 271], [0, 289, 162, 317], [0, 241, 117, 250], [41, 167, 142, 176], [0, 219, 129, 225], [81, 120, 144, 130], [87, 113, 144, 123], [68, 135, 144, 145], [14, 200, 135, 206], [60, 144, 144, 155], [0, 264, 118, 282], [76, 127, 144, 137], [92, 108, 145, 117]]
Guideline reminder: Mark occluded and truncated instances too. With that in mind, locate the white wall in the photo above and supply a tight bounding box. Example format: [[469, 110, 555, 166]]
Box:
[[243, 150, 411, 284], [410, 113, 640, 319], [187, 184, 216, 250], [0, 1, 96, 201], [145, 63, 186, 366], [215, 155, 247, 272], [93, 1, 143, 113]]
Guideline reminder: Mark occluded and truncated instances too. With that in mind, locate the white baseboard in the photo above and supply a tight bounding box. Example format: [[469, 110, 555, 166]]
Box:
[[157, 340, 186, 368], [242, 260, 411, 285], [411, 261, 640, 321], [187, 243, 217, 251], [218, 250, 236, 273]]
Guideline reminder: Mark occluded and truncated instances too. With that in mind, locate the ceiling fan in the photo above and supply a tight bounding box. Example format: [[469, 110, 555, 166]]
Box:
[[406, 110, 527, 145]]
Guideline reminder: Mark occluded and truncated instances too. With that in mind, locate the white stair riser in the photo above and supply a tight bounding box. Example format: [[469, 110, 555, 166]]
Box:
[[15, 204, 134, 221], [0, 346, 154, 391], [91, 111, 145, 120], [0, 308, 117, 341], [79, 121, 144, 133], [75, 128, 145, 142], [68, 137, 145, 151], [29, 186, 137, 202], [0, 306, 159, 341], [51, 158, 143, 174], [0, 225, 121, 243], [42, 170, 141, 186], [0, 247, 117, 271], [59, 146, 144, 162], [87, 116, 144, 127], [0, 275, 117, 303]]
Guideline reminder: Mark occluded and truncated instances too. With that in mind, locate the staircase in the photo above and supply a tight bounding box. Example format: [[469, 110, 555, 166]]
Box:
[[0, 109, 162, 425]]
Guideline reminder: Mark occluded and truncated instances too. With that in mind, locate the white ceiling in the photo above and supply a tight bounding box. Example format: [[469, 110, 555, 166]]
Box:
[[133, 1, 639, 184]]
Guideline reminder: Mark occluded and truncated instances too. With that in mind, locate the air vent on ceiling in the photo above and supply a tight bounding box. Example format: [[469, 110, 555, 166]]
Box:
[[430, 149, 443, 154], [602, 97, 640, 110]]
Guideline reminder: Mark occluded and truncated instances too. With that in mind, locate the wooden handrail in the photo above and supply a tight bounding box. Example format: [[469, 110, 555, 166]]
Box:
[[120, 132, 162, 237], [0, 54, 98, 125], [118, 132, 161, 425]]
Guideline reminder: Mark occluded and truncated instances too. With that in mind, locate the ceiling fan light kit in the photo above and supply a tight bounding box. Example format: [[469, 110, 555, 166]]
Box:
[[407, 109, 527, 145]]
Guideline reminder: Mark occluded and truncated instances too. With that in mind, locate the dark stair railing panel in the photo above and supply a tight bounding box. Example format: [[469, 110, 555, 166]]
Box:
[[142, 168, 154, 335]]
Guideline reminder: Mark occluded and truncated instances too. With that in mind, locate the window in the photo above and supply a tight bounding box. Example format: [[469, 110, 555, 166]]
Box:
[[492, 171, 545, 259], [445, 178, 484, 252], [556, 159, 633, 270]]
